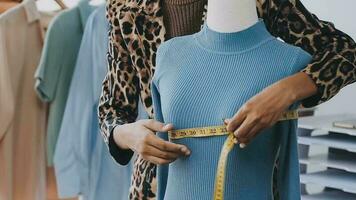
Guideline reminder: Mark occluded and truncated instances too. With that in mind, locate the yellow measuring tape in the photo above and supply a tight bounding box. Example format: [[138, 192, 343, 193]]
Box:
[[168, 110, 299, 200]]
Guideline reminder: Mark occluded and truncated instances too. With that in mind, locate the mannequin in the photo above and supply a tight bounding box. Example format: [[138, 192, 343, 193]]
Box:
[[206, 0, 258, 33], [153, 0, 312, 198], [207, 0, 259, 148]]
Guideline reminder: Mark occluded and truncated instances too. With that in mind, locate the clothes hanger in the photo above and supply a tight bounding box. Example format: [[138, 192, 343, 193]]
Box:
[[53, 0, 66, 9]]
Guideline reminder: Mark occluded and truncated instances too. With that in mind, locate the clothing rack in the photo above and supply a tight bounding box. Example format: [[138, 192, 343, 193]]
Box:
[[297, 114, 356, 199]]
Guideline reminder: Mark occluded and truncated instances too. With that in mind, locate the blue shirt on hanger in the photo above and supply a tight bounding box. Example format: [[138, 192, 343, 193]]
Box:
[[54, 5, 148, 200]]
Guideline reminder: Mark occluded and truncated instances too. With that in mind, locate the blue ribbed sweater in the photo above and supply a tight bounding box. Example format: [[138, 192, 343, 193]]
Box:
[[152, 20, 311, 200]]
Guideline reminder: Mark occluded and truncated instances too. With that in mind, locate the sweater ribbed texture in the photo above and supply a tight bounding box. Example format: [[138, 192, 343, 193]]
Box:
[[162, 0, 206, 39], [152, 20, 312, 200]]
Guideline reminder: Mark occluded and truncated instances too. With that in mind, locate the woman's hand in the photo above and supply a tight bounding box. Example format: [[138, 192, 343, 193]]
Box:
[[113, 119, 191, 164], [224, 72, 317, 148]]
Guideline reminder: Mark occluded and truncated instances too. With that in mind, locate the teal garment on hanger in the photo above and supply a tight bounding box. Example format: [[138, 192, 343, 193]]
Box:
[[54, 5, 148, 199], [34, 0, 96, 166]]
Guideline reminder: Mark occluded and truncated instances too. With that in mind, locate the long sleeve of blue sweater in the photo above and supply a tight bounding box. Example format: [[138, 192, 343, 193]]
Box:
[[152, 20, 312, 200]]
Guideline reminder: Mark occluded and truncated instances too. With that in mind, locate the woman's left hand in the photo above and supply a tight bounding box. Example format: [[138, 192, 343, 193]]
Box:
[[224, 72, 317, 148]]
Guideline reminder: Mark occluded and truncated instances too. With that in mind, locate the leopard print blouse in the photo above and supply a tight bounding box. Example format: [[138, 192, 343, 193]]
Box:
[[98, 0, 356, 199]]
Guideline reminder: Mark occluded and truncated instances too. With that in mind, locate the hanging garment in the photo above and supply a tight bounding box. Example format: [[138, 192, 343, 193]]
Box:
[[34, 0, 95, 166], [152, 20, 312, 200], [53, 5, 147, 200], [0, 0, 46, 199]]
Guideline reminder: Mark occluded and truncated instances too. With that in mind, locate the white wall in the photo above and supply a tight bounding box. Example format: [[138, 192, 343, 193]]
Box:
[[301, 0, 356, 115], [36, 0, 77, 11], [36, 0, 104, 12]]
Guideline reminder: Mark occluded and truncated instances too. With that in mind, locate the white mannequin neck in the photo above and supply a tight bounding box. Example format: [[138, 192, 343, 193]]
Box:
[[206, 0, 259, 33]]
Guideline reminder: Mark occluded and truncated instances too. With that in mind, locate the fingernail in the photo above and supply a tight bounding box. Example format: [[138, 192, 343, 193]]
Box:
[[181, 147, 190, 155], [224, 119, 230, 124], [181, 147, 188, 153], [185, 150, 191, 156], [233, 138, 238, 144], [240, 143, 246, 148]]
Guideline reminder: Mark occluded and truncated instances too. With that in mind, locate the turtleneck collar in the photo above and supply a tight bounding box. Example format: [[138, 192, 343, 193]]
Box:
[[194, 19, 273, 54]]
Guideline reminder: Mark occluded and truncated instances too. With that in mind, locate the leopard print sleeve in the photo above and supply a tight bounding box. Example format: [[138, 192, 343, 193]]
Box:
[[259, 0, 356, 108], [98, 1, 140, 165]]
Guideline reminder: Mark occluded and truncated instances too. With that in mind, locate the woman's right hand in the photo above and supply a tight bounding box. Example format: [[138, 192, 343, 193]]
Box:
[[113, 119, 191, 165]]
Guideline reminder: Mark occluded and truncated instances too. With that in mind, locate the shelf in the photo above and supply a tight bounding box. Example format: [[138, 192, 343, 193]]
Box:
[[302, 190, 356, 200], [299, 152, 356, 173], [298, 114, 356, 199], [298, 134, 356, 153], [298, 114, 356, 136], [300, 169, 356, 194]]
